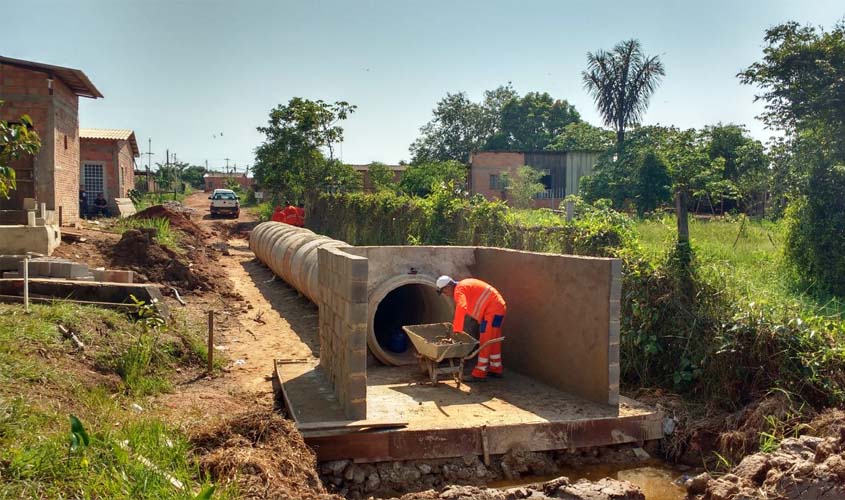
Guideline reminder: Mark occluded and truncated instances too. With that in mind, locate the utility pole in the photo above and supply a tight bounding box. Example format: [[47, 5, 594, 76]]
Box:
[[225, 158, 231, 176], [144, 138, 154, 192]]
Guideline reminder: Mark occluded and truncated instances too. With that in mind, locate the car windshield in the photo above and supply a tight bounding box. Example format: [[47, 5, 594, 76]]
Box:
[[213, 193, 236, 200]]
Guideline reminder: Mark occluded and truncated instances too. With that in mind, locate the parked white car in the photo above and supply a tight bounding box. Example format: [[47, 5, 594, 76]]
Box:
[[208, 189, 240, 218]]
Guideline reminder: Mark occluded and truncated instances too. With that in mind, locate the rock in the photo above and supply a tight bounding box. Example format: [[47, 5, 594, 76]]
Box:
[[365, 473, 380, 492], [685, 472, 711, 495], [320, 459, 350, 475], [418, 463, 433, 475], [558, 478, 644, 500], [503, 487, 532, 499], [733, 453, 771, 485]]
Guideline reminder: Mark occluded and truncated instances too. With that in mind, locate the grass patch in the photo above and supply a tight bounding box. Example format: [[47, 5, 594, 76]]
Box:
[[634, 215, 845, 317], [112, 217, 180, 250], [0, 303, 233, 498]]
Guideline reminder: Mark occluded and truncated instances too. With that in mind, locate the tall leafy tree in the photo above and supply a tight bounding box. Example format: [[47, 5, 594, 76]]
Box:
[[546, 122, 615, 152], [253, 98, 356, 201], [410, 85, 517, 164], [582, 39, 665, 151], [485, 92, 581, 150], [0, 101, 41, 199], [741, 21, 845, 294]]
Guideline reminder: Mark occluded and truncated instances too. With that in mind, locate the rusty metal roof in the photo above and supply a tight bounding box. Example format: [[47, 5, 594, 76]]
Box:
[[0, 55, 103, 99], [80, 128, 139, 157]]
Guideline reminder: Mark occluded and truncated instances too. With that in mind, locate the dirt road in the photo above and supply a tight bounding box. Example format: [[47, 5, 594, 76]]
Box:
[[157, 192, 320, 424]]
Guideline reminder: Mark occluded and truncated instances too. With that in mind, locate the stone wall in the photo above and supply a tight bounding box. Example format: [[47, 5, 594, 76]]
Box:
[[317, 245, 369, 419]]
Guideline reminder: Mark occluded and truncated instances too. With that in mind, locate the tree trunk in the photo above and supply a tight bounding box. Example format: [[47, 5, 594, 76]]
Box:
[[676, 190, 689, 244], [616, 127, 625, 155]]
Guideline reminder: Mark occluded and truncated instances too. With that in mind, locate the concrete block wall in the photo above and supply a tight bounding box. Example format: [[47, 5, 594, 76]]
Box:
[[317, 245, 369, 419]]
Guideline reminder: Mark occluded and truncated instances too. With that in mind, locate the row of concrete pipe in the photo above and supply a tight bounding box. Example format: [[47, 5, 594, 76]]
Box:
[[249, 222, 348, 304]]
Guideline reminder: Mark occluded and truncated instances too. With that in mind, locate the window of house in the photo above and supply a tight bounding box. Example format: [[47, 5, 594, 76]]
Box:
[[489, 174, 500, 190], [82, 163, 105, 198]]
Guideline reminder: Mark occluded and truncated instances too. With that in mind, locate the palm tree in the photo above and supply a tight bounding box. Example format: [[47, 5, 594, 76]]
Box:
[[582, 39, 665, 152]]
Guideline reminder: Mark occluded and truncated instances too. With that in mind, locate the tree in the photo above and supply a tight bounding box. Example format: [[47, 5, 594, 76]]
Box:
[[399, 160, 467, 197], [0, 101, 41, 199], [634, 152, 672, 216], [507, 166, 546, 209], [546, 122, 615, 152], [485, 92, 581, 150], [739, 21, 845, 158], [181, 165, 207, 189], [582, 39, 665, 151], [701, 124, 769, 212], [367, 162, 396, 192], [253, 98, 356, 201], [410, 85, 519, 164], [741, 21, 845, 294]]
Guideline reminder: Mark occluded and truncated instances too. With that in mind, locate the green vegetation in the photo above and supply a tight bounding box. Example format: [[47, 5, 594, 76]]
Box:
[[0, 302, 229, 498], [582, 39, 665, 150], [309, 190, 845, 411], [113, 217, 180, 249], [0, 100, 42, 199]]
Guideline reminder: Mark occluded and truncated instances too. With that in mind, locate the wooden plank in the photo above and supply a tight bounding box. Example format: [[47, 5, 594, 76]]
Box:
[[305, 411, 664, 462], [273, 359, 300, 424], [297, 420, 407, 432]]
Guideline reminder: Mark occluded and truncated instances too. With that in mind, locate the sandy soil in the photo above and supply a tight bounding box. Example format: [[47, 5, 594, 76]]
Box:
[[153, 192, 322, 427]]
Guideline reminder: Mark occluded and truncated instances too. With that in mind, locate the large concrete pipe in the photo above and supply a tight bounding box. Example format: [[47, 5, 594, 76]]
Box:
[[249, 222, 346, 303], [250, 222, 453, 366], [367, 274, 453, 366]]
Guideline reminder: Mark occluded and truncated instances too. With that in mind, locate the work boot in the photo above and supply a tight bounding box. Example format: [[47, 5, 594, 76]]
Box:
[[488, 371, 504, 378]]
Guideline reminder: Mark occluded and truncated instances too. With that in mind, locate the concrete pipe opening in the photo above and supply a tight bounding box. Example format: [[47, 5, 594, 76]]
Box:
[[368, 277, 453, 366]]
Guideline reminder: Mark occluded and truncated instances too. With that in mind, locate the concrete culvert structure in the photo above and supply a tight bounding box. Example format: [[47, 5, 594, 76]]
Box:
[[250, 222, 454, 366], [368, 275, 453, 366]]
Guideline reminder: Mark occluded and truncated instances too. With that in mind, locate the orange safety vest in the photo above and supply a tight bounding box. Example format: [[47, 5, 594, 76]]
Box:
[[452, 278, 506, 333]]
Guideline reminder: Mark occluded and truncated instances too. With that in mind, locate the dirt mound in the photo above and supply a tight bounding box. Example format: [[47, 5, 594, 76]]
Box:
[[394, 477, 644, 499], [110, 228, 225, 293], [687, 429, 845, 499], [191, 409, 340, 500], [134, 204, 207, 240]]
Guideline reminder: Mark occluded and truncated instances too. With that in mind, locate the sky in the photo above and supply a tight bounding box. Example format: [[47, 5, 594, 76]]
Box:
[[2, 1, 843, 171]]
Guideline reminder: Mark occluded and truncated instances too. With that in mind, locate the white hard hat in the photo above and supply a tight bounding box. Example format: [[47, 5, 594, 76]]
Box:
[[436, 275, 455, 291]]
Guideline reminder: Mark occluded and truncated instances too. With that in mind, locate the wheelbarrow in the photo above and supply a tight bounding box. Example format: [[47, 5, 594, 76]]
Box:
[[402, 322, 505, 387]]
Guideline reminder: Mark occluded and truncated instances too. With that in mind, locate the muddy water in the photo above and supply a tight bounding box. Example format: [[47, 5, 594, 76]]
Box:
[[489, 460, 687, 500]]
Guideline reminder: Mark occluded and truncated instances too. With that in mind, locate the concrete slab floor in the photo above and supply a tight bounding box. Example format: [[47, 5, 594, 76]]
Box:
[[276, 362, 662, 462], [365, 365, 652, 430]]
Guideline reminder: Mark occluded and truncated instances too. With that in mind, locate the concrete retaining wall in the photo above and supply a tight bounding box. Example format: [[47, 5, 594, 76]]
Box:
[[317, 245, 369, 419], [473, 248, 621, 406]]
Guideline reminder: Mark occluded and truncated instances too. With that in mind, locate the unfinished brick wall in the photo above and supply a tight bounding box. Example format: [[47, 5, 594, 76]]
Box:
[[52, 79, 80, 222], [0, 64, 53, 210], [469, 151, 525, 201], [317, 246, 368, 419]]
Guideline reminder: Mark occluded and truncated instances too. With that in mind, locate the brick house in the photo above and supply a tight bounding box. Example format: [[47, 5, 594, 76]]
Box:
[[350, 164, 406, 192], [203, 173, 255, 192], [79, 128, 139, 214], [469, 150, 602, 208], [0, 56, 103, 223]]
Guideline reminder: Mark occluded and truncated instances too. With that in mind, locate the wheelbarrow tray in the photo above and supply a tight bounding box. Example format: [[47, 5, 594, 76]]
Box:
[[402, 323, 477, 362]]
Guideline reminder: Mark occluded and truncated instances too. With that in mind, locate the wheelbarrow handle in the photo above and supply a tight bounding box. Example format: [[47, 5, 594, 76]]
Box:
[[465, 336, 505, 360]]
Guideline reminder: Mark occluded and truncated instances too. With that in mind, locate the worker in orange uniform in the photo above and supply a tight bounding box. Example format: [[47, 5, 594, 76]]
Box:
[[281, 202, 299, 226], [436, 275, 506, 381], [294, 203, 306, 227]]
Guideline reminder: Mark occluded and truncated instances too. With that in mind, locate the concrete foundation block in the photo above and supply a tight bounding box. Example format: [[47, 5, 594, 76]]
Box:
[[0, 224, 61, 256], [22, 198, 37, 210]]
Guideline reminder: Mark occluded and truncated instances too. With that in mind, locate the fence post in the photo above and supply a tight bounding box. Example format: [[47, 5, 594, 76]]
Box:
[[207, 311, 214, 373]]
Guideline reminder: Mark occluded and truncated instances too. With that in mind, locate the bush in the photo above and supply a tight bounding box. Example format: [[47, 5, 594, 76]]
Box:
[[784, 164, 845, 296]]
